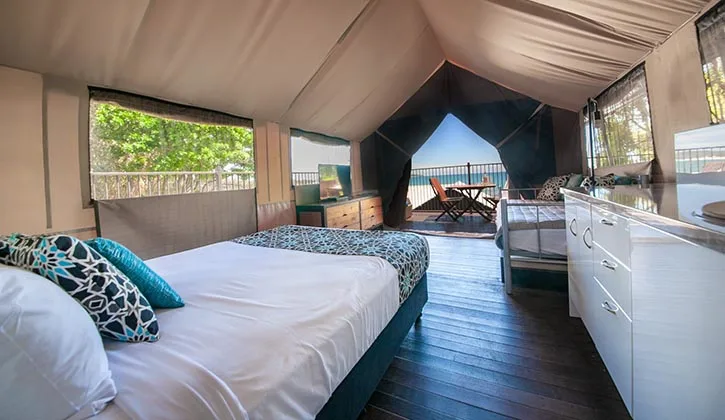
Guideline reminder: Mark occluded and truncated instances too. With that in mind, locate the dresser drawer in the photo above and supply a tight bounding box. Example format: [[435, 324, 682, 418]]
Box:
[[360, 196, 382, 212], [593, 243, 631, 317], [327, 211, 360, 229], [325, 202, 359, 221], [360, 208, 383, 230], [590, 277, 633, 414], [591, 205, 630, 268]]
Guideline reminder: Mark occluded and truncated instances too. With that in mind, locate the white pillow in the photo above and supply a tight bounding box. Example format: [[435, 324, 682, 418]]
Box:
[[0, 265, 117, 420]]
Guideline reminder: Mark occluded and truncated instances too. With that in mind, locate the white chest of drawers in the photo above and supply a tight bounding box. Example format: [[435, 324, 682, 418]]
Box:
[[564, 189, 725, 420]]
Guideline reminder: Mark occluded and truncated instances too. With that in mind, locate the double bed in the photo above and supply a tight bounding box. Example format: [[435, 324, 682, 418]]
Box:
[[96, 226, 429, 420]]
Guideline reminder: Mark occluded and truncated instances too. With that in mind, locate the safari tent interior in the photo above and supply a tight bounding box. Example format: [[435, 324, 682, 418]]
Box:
[[2, 1, 725, 419]]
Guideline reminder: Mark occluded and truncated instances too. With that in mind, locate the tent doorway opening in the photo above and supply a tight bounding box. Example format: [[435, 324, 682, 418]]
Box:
[[402, 114, 507, 238]]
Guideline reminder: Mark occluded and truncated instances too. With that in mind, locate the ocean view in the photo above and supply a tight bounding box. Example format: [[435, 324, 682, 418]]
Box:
[[408, 170, 508, 209], [409, 171, 508, 189]]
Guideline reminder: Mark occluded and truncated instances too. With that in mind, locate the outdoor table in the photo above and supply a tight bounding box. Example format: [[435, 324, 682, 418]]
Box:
[[453, 183, 497, 221]]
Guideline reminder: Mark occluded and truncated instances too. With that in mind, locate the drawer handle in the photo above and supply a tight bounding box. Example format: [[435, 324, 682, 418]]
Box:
[[600, 259, 617, 270], [582, 226, 592, 249], [569, 218, 577, 236], [599, 218, 616, 226], [601, 300, 619, 314]]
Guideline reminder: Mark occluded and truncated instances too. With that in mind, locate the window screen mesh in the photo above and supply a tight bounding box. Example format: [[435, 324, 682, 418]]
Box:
[[588, 65, 655, 169], [698, 4, 725, 124]]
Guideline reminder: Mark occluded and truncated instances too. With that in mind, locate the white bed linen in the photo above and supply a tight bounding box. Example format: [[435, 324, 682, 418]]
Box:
[[508, 229, 567, 257], [495, 200, 567, 257], [96, 242, 399, 420]]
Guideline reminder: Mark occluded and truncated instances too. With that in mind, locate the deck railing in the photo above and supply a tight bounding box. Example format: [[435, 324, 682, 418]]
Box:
[[292, 171, 319, 186], [91, 170, 255, 200], [409, 162, 508, 210], [675, 146, 725, 173]]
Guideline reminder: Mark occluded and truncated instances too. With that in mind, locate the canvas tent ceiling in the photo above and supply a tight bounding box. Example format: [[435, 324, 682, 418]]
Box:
[[0, 0, 710, 141]]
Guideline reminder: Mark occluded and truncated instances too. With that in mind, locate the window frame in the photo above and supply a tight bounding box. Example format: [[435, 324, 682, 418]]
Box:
[[586, 64, 656, 171], [86, 88, 255, 202], [696, 0, 725, 125]]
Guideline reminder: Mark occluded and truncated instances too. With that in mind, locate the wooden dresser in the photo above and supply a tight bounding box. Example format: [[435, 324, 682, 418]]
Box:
[[296, 195, 383, 230]]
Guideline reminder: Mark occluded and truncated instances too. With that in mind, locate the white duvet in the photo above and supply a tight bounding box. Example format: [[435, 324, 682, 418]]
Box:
[[97, 242, 399, 420]]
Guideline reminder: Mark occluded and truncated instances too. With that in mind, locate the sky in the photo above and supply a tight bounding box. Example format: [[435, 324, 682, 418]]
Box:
[[412, 114, 501, 169]]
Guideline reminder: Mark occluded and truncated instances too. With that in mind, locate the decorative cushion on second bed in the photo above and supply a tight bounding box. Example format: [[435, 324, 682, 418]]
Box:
[[580, 173, 616, 188], [537, 175, 570, 201], [0, 265, 117, 420], [564, 174, 584, 189], [0, 234, 159, 342], [86, 238, 184, 309]]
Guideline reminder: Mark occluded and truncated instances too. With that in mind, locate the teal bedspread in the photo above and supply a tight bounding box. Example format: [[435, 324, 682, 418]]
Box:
[[232, 225, 429, 303]]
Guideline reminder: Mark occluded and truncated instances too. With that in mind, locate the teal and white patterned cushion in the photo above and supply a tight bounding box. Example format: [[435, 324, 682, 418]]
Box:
[[86, 238, 184, 309], [537, 175, 570, 201], [0, 234, 159, 342], [233, 225, 429, 303], [580, 173, 616, 188]]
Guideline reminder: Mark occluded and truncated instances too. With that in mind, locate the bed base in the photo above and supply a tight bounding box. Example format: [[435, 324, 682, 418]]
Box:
[[500, 257, 568, 292], [499, 189, 567, 294], [316, 274, 428, 420]]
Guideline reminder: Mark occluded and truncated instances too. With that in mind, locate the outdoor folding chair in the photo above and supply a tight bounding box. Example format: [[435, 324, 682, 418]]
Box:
[[429, 177, 465, 222]]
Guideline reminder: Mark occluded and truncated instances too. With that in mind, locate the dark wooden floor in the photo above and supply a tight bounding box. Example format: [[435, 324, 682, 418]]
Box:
[[360, 236, 631, 420], [400, 212, 497, 239]]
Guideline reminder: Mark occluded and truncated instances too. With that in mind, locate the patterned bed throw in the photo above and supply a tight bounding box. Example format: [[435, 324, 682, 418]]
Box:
[[232, 225, 429, 303]]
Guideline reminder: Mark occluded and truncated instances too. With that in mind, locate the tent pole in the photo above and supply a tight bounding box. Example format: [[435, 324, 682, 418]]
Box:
[[587, 98, 597, 178]]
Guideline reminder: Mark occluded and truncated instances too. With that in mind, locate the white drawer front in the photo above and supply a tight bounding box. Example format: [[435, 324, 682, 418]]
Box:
[[593, 243, 631, 318], [591, 205, 630, 268], [590, 278, 633, 414]]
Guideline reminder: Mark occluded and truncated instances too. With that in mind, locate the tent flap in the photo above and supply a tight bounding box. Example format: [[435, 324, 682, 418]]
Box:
[[364, 62, 576, 227]]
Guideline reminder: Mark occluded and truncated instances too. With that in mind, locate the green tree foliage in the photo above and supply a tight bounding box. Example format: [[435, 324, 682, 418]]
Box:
[[91, 103, 254, 172]]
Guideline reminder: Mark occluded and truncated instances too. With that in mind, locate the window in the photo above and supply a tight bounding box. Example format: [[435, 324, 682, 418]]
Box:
[[89, 89, 254, 200], [587, 65, 655, 170], [698, 3, 725, 124], [290, 130, 350, 186]]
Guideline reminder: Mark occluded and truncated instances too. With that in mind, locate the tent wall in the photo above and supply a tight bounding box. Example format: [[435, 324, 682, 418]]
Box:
[[645, 21, 712, 182], [580, 2, 715, 182], [0, 64, 306, 237], [254, 120, 295, 231], [0, 66, 95, 238]]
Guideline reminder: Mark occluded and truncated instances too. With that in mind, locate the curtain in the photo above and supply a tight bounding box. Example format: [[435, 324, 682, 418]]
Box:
[[592, 65, 655, 172], [364, 62, 570, 227], [697, 3, 725, 124], [90, 88, 252, 128]]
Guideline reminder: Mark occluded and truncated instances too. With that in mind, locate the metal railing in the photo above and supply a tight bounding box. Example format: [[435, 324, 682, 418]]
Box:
[[408, 162, 508, 210], [292, 172, 319, 186], [675, 146, 725, 173], [91, 170, 255, 200]]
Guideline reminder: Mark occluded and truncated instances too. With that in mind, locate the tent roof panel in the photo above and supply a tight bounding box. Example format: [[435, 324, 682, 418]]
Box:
[[0, 0, 712, 140]]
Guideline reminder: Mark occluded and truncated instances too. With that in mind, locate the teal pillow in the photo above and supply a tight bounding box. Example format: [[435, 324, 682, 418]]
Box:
[[85, 238, 184, 309], [564, 174, 584, 189], [614, 175, 636, 185]]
